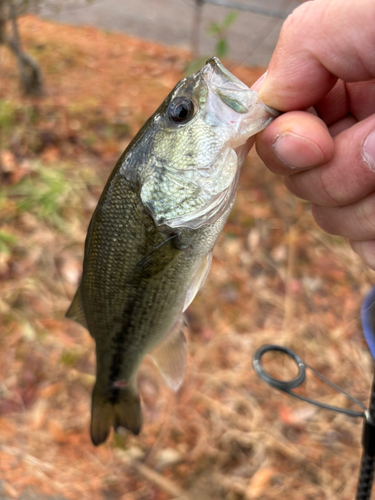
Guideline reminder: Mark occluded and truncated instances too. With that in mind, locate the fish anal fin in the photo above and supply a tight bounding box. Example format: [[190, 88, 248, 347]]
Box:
[[66, 286, 88, 330], [183, 251, 213, 312], [150, 317, 187, 391]]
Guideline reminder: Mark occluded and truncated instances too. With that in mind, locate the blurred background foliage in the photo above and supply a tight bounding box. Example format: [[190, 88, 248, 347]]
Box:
[[185, 10, 238, 75], [0, 2, 374, 500]]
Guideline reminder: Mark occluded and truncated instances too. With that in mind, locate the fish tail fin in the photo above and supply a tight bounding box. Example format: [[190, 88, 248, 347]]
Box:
[[90, 381, 142, 446]]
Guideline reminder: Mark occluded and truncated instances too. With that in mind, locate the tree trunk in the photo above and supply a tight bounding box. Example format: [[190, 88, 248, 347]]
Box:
[[7, 38, 44, 96], [0, 0, 7, 44], [7, 1, 44, 96]]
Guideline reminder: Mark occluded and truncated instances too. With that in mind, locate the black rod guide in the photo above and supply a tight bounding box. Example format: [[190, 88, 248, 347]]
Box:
[[253, 344, 375, 499]]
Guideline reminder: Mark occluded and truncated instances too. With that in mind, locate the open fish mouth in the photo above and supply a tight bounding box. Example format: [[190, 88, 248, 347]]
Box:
[[201, 56, 281, 118], [201, 56, 256, 114], [202, 57, 250, 92]]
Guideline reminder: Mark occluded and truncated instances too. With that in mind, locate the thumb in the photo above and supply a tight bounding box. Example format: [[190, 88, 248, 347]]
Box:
[[284, 114, 375, 207], [259, 0, 375, 111]]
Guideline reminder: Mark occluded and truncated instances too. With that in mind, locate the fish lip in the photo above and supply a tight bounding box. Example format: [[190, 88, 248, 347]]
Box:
[[200, 57, 254, 113], [264, 104, 282, 118], [201, 58, 283, 118], [201, 57, 248, 90]]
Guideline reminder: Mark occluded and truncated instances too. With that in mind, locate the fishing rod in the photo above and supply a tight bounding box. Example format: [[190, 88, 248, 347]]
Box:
[[253, 285, 375, 499]]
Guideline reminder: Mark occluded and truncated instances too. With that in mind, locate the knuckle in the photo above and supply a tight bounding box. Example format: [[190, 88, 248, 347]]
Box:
[[282, 2, 313, 39], [313, 168, 342, 206]]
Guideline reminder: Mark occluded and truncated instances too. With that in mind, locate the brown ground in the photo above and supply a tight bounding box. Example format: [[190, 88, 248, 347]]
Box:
[[0, 15, 374, 500]]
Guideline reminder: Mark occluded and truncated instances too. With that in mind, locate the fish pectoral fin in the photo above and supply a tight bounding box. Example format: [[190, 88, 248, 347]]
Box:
[[150, 316, 187, 391], [183, 250, 213, 312], [65, 286, 88, 330], [131, 235, 181, 281]]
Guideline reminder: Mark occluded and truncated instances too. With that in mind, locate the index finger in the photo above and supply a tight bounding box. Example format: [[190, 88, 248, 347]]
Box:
[[259, 0, 375, 111]]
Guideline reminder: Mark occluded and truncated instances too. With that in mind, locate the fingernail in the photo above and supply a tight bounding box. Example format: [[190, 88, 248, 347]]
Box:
[[273, 132, 325, 169], [251, 71, 267, 92], [363, 129, 375, 171]]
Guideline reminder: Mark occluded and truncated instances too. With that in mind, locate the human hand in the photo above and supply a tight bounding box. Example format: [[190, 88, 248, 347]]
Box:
[[253, 0, 375, 269]]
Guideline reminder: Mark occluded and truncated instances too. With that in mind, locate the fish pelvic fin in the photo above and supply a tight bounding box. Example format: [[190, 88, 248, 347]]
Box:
[[183, 251, 213, 312], [66, 286, 88, 330], [90, 380, 141, 446]]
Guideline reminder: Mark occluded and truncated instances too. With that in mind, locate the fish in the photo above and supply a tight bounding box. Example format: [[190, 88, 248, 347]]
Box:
[[66, 57, 277, 446]]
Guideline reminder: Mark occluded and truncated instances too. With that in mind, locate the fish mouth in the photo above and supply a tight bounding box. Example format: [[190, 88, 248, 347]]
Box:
[[201, 57, 254, 114]]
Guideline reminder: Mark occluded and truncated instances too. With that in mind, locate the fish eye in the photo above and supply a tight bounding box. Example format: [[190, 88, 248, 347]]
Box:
[[168, 97, 194, 124]]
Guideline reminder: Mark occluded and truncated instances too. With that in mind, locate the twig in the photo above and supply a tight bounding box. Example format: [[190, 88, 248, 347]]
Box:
[[116, 450, 190, 499], [193, 391, 252, 430], [252, 430, 345, 492], [282, 225, 298, 334]]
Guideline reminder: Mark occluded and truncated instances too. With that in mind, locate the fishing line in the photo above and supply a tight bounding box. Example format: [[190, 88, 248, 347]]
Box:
[[181, 0, 294, 69], [232, 11, 281, 70], [45, 0, 108, 13], [180, 0, 196, 9], [231, 0, 292, 70]]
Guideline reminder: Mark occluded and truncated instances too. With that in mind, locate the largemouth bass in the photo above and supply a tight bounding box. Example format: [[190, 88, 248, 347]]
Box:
[[67, 57, 276, 446]]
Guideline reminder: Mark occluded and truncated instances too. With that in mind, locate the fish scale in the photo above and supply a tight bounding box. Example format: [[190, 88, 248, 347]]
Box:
[[66, 57, 276, 445], [84, 172, 210, 380]]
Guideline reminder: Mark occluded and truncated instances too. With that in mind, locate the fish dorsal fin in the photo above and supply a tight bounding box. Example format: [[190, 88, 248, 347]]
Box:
[[183, 251, 213, 312], [150, 316, 187, 391], [66, 287, 88, 330]]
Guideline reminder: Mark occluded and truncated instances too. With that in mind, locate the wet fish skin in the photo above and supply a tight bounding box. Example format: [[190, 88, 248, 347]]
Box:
[[84, 170, 233, 444], [66, 57, 275, 446]]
